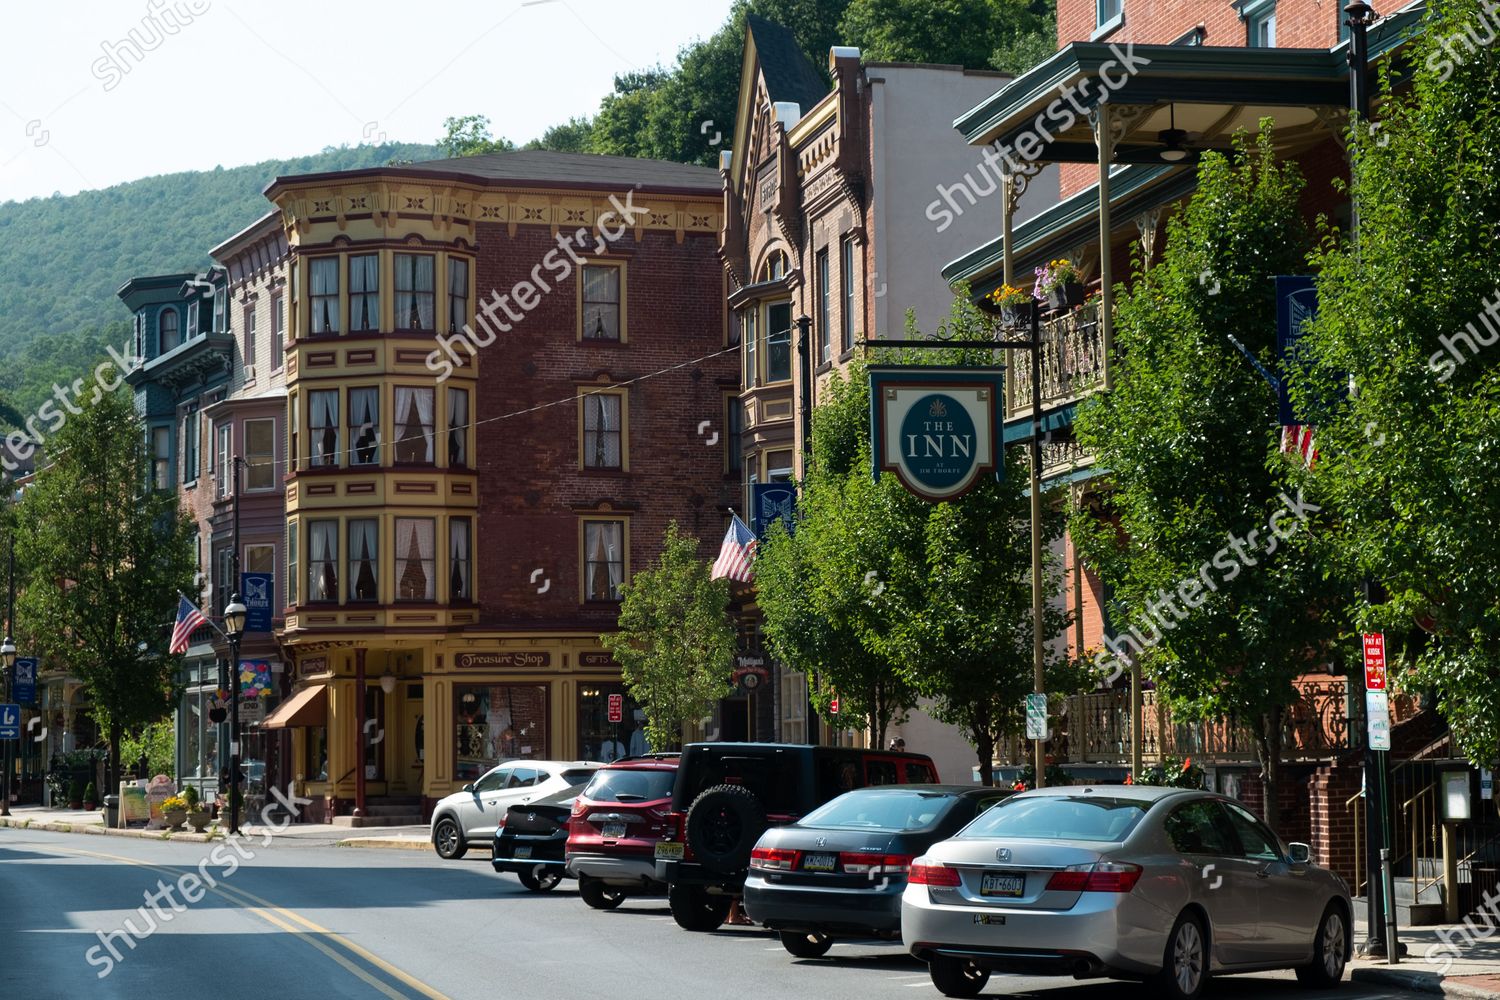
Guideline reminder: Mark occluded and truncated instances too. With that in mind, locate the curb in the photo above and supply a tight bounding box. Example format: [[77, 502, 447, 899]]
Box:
[[1352, 968, 1500, 1000], [336, 837, 433, 851], [0, 816, 219, 843]]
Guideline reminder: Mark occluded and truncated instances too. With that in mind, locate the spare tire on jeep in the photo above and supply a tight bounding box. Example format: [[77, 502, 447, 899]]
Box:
[[685, 783, 768, 873]]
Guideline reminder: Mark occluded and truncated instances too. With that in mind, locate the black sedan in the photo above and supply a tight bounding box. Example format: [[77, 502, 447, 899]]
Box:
[[743, 784, 1012, 958], [492, 785, 582, 891]]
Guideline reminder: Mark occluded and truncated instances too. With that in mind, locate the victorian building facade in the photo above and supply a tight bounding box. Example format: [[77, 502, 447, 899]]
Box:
[[260, 151, 734, 821]]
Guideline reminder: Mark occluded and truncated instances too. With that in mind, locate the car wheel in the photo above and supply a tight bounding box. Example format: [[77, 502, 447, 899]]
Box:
[[579, 876, 626, 910], [1296, 905, 1348, 988], [928, 955, 989, 998], [685, 784, 768, 874], [432, 818, 467, 860], [517, 866, 562, 892], [668, 882, 732, 931], [779, 930, 833, 958], [1155, 912, 1209, 1000]]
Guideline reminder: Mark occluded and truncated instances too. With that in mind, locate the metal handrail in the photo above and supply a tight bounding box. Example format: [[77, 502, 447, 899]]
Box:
[[1401, 781, 1438, 902], [1345, 789, 1366, 895]]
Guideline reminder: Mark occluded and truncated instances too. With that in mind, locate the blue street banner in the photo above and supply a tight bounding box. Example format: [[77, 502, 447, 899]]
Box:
[[0, 704, 17, 740], [750, 483, 797, 538], [241, 572, 274, 633], [1276, 276, 1319, 425], [868, 366, 1007, 502], [12, 657, 36, 706]]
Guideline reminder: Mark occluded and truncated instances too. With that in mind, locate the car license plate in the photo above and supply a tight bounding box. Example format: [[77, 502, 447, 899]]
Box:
[[980, 872, 1025, 897], [973, 913, 1007, 925], [655, 841, 685, 860], [602, 823, 626, 839], [802, 853, 837, 872], [515, 846, 532, 859]]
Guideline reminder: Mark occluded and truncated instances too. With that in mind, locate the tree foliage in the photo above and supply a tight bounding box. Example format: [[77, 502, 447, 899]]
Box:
[[838, 0, 1054, 74], [14, 389, 196, 789], [757, 297, 1077, 778], [1296, 0, 1500, 762], [1071, 128, 1350, 832], [600, 521, 736, 750], [438, 115, 517, 158]]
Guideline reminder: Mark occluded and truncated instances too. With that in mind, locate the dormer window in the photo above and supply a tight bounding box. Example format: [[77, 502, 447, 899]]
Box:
[[187, 301, 200, 339], [213, 285, 227, 333], [761, 251, 789, 282], [159, 308, 180, 354]]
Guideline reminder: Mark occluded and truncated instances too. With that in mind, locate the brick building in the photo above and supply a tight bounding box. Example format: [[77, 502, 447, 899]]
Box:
[[718, 16, 1058, 779], [260, 150, 734, 821]]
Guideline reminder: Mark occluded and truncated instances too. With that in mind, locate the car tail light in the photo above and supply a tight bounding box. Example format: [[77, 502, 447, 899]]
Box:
[[663, 810, 683, 841], [570, 799, 587, 818], [908, 861, 962, 887], [496, 814, 507, 830], [749, 847, 799, 872], [1045, 861, 1142, 893], [839, 852, 914, 876]]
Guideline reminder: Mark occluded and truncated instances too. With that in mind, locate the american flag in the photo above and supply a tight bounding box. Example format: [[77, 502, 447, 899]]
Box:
[[710, 513, 757, 583], [170, 594, 208, 655], [1281, 424, 1318, 469]]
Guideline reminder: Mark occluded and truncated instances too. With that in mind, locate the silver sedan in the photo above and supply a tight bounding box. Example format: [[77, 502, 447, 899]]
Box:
[[901, 785, 1350, 999]]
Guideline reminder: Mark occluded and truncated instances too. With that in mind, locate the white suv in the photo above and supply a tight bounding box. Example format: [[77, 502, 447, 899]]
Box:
[[431, 760, 601, 859]]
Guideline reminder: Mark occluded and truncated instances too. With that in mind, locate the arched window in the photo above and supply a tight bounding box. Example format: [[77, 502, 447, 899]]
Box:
[[159, 308, 180, 353], [760, 251, 789, 282]]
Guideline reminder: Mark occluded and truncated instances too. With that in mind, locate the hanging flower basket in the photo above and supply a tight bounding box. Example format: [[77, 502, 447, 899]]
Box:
[[1045, 282, 1087, 311], [1034, 259, 1085, 312]]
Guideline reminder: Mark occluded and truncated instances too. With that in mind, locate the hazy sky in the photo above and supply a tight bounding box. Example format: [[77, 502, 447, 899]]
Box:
[[0, 0, 736, 204]]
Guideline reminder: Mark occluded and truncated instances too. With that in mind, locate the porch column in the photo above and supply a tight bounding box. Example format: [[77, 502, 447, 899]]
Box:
[[1001, 168, 1015, 287], [1094, 104, 1115, 392], [353, 648, 366, 818]]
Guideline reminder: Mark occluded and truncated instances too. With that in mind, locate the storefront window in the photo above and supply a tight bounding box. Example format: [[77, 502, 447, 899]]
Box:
[[305, 726, 328, 782], [454, 683, 548, 781], [184, 692, 203, 778], [577, 684, 645, 762]]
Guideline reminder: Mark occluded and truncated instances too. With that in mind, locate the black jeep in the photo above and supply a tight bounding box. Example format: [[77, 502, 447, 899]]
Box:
[[654, 742, 938, 931]]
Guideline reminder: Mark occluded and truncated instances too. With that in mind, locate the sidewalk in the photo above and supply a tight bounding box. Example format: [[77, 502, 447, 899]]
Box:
[[1351, 912, 1500, 999], [0, 804, 440, 851]]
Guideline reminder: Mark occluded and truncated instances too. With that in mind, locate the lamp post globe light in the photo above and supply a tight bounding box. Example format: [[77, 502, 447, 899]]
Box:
[[0, 634, 13, 818], [224, 596, 247, 835]]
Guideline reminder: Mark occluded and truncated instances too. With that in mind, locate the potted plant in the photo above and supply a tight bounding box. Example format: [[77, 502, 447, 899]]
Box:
[[183, 785, 210, 832], [1033, 258, 1086, 311], [987, 283, 1034, 327], [83, 782, 97, 811], [68, 778, 84, 810], [161, 794, 189, 831]]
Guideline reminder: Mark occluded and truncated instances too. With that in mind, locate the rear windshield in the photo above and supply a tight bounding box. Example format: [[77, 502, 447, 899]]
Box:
[[960, 795, 1148, 842], [560, 768, 600, 784], [584, 768, 676, 803], [799, 789, 958, 833]]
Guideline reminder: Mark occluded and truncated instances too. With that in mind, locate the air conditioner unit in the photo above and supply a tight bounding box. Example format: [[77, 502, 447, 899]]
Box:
[[242, 364, 257, 383]]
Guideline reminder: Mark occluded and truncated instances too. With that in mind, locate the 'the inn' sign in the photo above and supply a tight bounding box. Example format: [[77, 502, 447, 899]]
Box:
[[868, 366, 1006, 502]]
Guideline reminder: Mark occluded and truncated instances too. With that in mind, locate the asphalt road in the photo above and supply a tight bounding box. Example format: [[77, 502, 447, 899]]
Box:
[[0, 828, 1413, 1000]]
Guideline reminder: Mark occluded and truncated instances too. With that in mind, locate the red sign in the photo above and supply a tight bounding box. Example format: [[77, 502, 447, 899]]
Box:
[[1363, 633, 1387, 690], [607, 693, 624, 724], [829, 695, 840, 715]]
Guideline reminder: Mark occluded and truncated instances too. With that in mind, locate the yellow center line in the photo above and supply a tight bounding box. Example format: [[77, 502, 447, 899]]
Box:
[[37, 842, 451, 1000]]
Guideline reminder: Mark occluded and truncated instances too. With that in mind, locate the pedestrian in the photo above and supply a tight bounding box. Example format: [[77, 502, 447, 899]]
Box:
[[888, 737, 906, 752]]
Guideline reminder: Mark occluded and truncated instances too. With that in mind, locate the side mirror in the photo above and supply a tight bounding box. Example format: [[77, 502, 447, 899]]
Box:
[[1288, 842, 1311, 864], [462, 783, 475, 794]]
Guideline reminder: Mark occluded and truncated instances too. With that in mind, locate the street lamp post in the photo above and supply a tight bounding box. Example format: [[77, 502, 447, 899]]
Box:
[[0, 635, 14, 818], [223, 595, 246, 835]]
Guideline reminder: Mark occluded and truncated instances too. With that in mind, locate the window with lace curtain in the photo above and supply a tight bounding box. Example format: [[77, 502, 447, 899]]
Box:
[[395, 517, 436, 602], [581, 519, 626, 602], [159, 307, 180, 353], [348, 254, 379, 332], [309, 258, 340, 335], [394, 387, 434, 464], [245, 418, 275, 491], [580, 263, 623, 341], [448, 257, 470, 333], [308, 520, 339, 603], [447, 387, 469, 467], [579, 390, 624, 470], [449, 518, 471, 601], [395, 254, 436, 331], [348, 387, 380, 466], [309, 390, 340, 467], [347, 518, 378, 602]]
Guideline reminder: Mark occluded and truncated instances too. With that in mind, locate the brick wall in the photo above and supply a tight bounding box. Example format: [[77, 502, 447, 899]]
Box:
[[1059, 0, 1344, 50], [471, 220, 737, 629]]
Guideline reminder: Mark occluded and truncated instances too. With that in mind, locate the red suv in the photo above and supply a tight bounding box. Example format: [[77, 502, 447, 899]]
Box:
[[565, 756, 679, 910]]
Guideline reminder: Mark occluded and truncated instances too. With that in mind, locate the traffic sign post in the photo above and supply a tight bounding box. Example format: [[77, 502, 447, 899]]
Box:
[[0, 704, 18, 740], [1025, 694, 1048, 741], [607, 693, 623, 724], [1359, 632, 1398, 958]]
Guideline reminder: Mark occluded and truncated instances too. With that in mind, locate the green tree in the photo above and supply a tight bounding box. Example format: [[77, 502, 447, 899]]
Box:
[[600, 521, 736, 750], [14, 390, 196, 794], [1072, 128, 1349, 833], [838, 0, 1054, 73], [1296, 0, 1500, 761], [525, 117, 596, 153], [437, 114, 516, 158]]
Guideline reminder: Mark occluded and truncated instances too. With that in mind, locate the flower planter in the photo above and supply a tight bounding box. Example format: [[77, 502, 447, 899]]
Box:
[[187, 810, 210, 833], [164, 808, 187, 832], [1044, 282, 1086, 311], [1000, 301, 1034, 327]]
